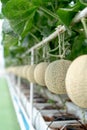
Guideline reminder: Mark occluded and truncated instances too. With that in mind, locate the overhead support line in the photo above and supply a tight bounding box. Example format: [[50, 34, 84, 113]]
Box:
[[22, 7, 87, 58], [22, 25, 66, 57], [72, 7, 87, 23]]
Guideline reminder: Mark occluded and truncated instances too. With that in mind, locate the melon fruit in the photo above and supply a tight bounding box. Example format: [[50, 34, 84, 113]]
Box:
[[65, 55, 87, 108], [45, 59, 71, 94], [34, 62, 49, 86], [27, 64, 36, 83], [22, 65, 30, 78]]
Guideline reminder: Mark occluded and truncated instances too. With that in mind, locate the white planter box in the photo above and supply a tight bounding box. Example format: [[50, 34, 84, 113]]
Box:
[[32, 107, 80, 130], [66, 102, 87, 122]]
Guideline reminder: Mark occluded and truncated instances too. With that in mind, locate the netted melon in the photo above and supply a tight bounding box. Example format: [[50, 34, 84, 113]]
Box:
[[65, 55, 87, 108], [34, 62, 49, 86], [14, 66, 24, 77], [6, 66, 23, 77], [16, 66, 23, 77], [14, 67, 19, 75], [45, 59, 71, 94], [6, 67, 13, 73], [14, 66, 21, 76], [17, 66, 24, 77], [6, 67, 17, 75], [27, 64, 36, 83], [22, 65, 30, 78]]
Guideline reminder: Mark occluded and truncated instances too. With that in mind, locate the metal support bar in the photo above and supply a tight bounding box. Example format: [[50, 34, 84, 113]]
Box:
[[17, 76, 21, 99], [22, 25, 66, 57], [72, 7, 87, 23], [17, 76, 21, 88], [30, 49, 34, 124], [22, 7, 87, 58]]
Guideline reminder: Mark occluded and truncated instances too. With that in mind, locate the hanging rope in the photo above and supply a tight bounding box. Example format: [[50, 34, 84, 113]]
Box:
[[47, 25, 67, 59]]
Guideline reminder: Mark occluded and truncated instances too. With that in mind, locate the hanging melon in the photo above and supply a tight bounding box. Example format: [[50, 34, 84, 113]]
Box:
[[34, 62, 49, 86], [17, 66, 23, 77], [14, 66, 20, 76], [6, 66, 17, 75], [6, 67, 13, 73], [22, 65, 30, 78], [15, 66, 22, 77], [13, 66, 22, 77], [27, 64, 36, 83], [65, 55, 87, 108], [45, 59, 71, 94]]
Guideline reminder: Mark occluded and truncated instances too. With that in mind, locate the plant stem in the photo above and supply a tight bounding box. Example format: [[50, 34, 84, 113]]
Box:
[[33, 25, 42, 33], [58, 32, 62, 57], [49, 46, 59, 53], [29, 32, 40, 42], [81, 18, 87, 38], [47, 52, 63, 58], [39, 7, 59, 19], [62, 33, 65, 55]]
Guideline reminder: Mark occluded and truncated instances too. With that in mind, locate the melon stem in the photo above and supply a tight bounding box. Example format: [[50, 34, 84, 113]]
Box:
[[81, 18, 87, 38]]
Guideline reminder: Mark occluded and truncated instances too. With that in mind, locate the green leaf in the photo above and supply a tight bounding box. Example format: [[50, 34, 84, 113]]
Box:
[[2, 0, 37, 38], [57, 8, 77, 27], [3, 34, 18, 47], [32, 0, 43, 6], [57, 2, 85, 27], [0, 13, 4, 19], [1, 0, 10, 5], [2, 19, 13, 33], [21, 12, 35, 39], [9, 46, 25, 54], [79, 0, 87, 6], [9, 46, 26, 60], [68, 34, 87, 60], [32, 0, 52, 6], [4, 46, 9, 57]]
